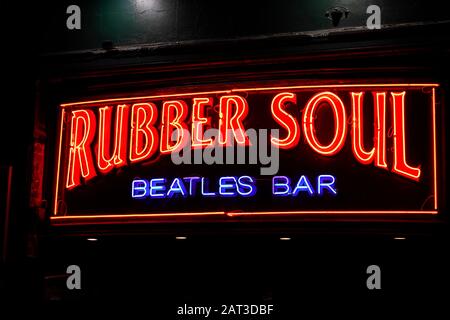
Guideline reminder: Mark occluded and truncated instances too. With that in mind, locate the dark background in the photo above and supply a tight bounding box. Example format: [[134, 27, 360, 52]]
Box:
[[1, 0, 449, 317]]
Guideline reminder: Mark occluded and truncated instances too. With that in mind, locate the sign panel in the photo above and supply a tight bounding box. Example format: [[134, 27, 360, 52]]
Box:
[[52, 83, 440, 223]]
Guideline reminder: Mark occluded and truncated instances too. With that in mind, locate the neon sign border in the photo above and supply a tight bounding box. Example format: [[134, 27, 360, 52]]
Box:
[[52, 83, 440, 224]]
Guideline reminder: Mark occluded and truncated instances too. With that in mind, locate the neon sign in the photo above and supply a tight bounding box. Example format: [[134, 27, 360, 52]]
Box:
[[52, 83, 440, 224], [131, 176, 257, 198], [131, 175, 335, 199]]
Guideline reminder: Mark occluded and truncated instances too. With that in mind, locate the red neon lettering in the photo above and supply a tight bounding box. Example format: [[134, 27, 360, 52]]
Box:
[[129, 103, 158, 163], [218, 95, 249, 145], [374, 92, 387, 169], [192, 97, 213, 148], [270, 92, 300, 149], [58, 85, 433, 192], [97, 105, 130, 173], [66, 109, 97, 189], [350, 92, 387, 168], [351, 92, 375, 164], [303, 92, 347, 155], [160, 100, 189, 153], [391, 92, 421, 180]]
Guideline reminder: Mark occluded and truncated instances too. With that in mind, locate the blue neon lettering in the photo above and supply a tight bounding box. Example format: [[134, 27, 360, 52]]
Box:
[[272, 176, 291, 195], [149, 178, 167, 198], [219, 176, 237, 196], [201, 177, 216, 197], [167, 178, 187, 198], [131, 179, 148, 198], [237, 176, 256, 196], [292, 175, 314, 196], [133, 175, 336, 199], [183, 177, 201, 196], [317, 175, 337, 195]]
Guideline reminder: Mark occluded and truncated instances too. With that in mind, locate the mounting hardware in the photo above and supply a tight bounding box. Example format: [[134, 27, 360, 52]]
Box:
[[325, 6, 350, 27]]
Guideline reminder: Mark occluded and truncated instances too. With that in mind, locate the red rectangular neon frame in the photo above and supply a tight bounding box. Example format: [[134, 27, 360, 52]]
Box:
[[51, 83, 440, 224]]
